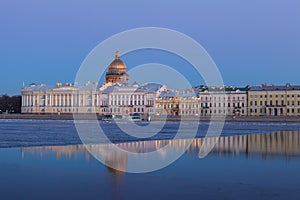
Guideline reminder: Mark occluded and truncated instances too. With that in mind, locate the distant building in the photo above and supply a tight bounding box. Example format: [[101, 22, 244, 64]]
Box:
[[248, 84, 300, 116], [196, 86, 248, 116], [99, 82, 166, 116], [155, 86, 249, 116], [21, 51, 300, 117], [21, 82, 100, 114], [155, 90, 180, 115]]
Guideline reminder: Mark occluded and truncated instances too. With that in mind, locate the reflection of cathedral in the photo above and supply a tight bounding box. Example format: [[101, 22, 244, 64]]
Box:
[[105, 51, 129, 84], [22, 130, 300, 174]]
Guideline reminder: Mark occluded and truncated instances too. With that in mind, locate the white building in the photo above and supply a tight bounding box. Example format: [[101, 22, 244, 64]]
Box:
[[99, 82, 166, 116]]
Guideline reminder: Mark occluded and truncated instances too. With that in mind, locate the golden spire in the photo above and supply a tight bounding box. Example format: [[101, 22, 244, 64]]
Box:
[[115, 51, 120, 59]]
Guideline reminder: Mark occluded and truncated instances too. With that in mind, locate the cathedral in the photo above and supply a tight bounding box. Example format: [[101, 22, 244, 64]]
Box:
[[21, 51, 165, 115], [105, 51, 129, 84]]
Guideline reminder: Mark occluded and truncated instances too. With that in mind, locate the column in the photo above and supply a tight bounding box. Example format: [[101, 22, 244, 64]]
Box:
[[96, 94, 99, 107], [25, 95, 27, 107], [36, 95, 39, 106], [45, 94, 47, 107], [59, 94, 62, 107], [132, 95, 135, 106], [67, 94, 70, 107], [33, 95, 35, 107], [21, 95, 24, 107], [92, 93, 95, 107], [55, 95, 58, 107], [49, 94, 52, 107], [82, 94, 84, 107], [71, 94, 74, 107]]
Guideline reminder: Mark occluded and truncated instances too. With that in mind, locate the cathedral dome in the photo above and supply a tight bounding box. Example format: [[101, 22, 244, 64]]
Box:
[[107, 51, 126, 74], [106, 51, 129, 84]]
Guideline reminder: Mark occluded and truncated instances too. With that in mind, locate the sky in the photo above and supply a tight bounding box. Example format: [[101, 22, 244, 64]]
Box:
[[0, 0, 299, 95]]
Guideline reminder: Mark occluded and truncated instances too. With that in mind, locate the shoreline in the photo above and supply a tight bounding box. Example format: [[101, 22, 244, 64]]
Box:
[[1, 113, 300, 123]]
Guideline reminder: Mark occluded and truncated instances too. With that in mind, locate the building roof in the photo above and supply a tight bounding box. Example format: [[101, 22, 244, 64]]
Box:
[[193, 85, 249, 93], [23, 82, 98, 92], [137, 83, 163, 92], [176, 89, 198, 97], [249, 84, 300, 91], [23, 84, 56, 91], [102, 82, 163, 93], [157, 90, 177, 98]]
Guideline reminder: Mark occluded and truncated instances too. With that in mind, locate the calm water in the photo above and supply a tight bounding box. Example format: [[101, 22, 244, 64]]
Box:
[[1, 120, 300, 199]]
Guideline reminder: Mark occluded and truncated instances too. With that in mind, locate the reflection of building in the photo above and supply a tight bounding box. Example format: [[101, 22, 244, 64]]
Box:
[[22, 130, 300, 170], [248, 84, 300, 116], [246, 131, 300, 157]]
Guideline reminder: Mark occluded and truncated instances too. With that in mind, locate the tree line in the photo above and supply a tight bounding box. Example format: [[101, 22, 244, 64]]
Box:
[[0, 95, 22, 113]]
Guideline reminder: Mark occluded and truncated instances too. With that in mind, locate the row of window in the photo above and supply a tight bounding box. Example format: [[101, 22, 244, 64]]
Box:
[[250, 108, 300, 114], [110, 100, 145, 106], [157, 102, 245, 109], [110, 94, 146, 101], [250, 94, 300, 99], [250, 100, 300, 106], [110, 107, 144, 113], [157, 109, 246, 115]]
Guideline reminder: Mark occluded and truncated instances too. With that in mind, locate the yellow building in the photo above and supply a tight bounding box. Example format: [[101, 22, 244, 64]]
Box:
[[248, 84, 300, 116], [155, 90, 180, 115]]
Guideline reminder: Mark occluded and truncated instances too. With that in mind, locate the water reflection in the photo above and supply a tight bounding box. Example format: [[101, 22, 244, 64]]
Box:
[[22, 130, 300, 173]]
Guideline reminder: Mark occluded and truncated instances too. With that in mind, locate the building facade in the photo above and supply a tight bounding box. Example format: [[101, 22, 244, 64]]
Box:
[[99, 83, 166, 116], [21, 82, 100, 114], [197, 86, 248, 116], [155, 86, 248, 117], [21, 51, 300, 117], [21, 51, 164, 116], [248, 84, 300, 116]]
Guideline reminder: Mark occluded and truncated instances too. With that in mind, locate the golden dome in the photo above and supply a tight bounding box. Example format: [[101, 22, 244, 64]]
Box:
[[106, 51, 129, 84], [107, 51, 126, 73]]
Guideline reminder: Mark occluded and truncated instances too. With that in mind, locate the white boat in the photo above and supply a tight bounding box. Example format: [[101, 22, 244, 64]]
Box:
[[112, 115, 142, 122]]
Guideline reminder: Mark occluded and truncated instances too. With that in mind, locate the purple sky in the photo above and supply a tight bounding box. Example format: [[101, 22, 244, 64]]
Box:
[[0, 0, 299, 95]]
